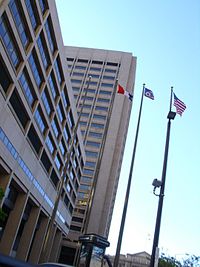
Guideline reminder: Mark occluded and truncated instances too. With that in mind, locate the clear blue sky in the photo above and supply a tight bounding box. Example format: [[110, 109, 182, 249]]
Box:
[[55, 0, 200, 258]]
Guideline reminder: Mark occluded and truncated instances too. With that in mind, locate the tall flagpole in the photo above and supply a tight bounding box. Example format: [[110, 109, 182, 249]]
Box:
[[150, 87, 176, 267], [40, 76, 92, 262], [113, 84, 146, 267]]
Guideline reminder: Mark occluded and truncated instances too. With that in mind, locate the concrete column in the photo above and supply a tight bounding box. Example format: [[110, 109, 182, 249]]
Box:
[[39, 223, 57, 263], [28, 214, 49, 264], [49, 229, 63, 262], [0, 192, 28, 254], [16, 205, 40, 261]]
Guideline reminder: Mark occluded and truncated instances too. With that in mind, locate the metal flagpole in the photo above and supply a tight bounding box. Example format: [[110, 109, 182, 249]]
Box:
[[150, 87, 176, 267], [40, 76, 92, 262], [113, 84, 146, 267]]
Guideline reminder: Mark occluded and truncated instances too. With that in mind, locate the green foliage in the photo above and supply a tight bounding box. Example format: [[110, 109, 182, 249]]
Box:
[[159, 253, 200, 267]]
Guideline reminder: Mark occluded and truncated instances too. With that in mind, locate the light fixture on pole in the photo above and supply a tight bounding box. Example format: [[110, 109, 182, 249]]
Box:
[[150, 87, 176, 267]]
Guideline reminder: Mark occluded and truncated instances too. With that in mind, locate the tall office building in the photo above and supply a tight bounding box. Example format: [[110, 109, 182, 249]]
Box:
[[0, 0, 85, 264], [59, 46, 136, 264]]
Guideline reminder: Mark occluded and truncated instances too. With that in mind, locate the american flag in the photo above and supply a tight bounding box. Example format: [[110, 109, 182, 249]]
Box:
[[173, 93, 186, 116]]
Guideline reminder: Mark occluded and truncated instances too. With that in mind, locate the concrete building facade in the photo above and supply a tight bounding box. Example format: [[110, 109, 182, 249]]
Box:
[[60, 46, 136, 264], [0, 0, 85, 264]]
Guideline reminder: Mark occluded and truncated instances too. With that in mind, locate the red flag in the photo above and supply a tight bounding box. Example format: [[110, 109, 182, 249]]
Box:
[[117, 84, 133, 101]]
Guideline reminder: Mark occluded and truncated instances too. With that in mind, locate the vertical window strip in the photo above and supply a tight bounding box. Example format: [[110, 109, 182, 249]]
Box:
[[28, 53, 42, 87], [45, 20, 54, 54], [25, 0, 37, 31], [9, 0, 29, 49], [0, 17, 20, 68], [37, 36, 49, 70], [19, 72, 34, 107]]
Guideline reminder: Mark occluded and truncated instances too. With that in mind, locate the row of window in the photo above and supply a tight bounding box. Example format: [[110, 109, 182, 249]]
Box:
[[67, 57, 119, 67]]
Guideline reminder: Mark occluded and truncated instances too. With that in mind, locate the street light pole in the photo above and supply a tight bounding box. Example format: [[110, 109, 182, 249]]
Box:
[[150, 88, 176, 267]]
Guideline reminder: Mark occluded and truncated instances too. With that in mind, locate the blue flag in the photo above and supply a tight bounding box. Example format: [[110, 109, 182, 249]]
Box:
[[144, 88, 154, 100]]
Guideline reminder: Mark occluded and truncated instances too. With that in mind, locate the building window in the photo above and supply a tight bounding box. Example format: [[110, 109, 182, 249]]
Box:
[[95, 106, 108, 111], [63, 125, 70, 143], [103, 75, 115, 80], [85, 150, 98, 158], [99, 90, 112, 96], [9, 89, 30, 129], [9, 0, 30, 49], [101, 82, 113, 88], [70, 169, 75, 181], [41, 88, 53, 116], [61, 87, 70, 108], [91, 122, 104, 129], [39, 0, 48, 14], [97, 98, 110, 103], [85, 161, 96, 168], [45, 18, 56, 54], [86, 140, 100, 148], [51, 117, 60, 139], [48, 72, 58, 100], [50, 169, 59, 187], [83, 168, 94, 176], [19, 70, 36, 107], [54, 154, 62, 170], [57, 102, 65, 123], [41, 149, 51, 173], [74, 65, 86, 70], [37, 34, 50, 70], [27, 124, 42, 154], [59, 138, 66, 156], [46, 133, 55, 154], [89, 67, 101, 72], [34, 107, 46, 134], [88, 131, 103, 139], [93, 114, 106, 120], [68, 111, 74, 129], [28, 52, 43, 88], [54, 58, 63, 85], [104, 68, 117, 73], [25, 0, 39, 31], [0, 56, 12, 94], [0, 16, 20, 68]]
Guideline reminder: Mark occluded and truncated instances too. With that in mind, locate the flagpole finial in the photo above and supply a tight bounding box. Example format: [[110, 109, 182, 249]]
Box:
[[143, 83, 146, 87]]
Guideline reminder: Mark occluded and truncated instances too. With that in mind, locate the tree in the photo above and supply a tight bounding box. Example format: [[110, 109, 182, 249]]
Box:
[[159, 253, 200, 267]]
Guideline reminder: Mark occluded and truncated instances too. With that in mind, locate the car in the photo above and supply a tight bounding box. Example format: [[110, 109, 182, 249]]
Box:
[[39, 264, 73, 267]]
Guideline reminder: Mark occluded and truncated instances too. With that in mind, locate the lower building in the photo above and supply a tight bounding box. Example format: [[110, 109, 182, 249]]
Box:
[[107, 252, 151, 267]]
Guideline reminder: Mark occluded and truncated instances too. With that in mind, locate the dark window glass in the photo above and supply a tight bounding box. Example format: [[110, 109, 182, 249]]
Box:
[[54, 58, 63, 85], [50, 169, 59, 187], [91, 122, 104, 129], [41, 149, 51, 173], [9, 89, 29, 129], [28, 52, 43, 87], [92, 60, 103, 65], [34, 106, 47, 134], [88, 131, 103, 139], [74, 65, 86, 70], [95, 106, 108, 111], [77, 59, 88, 63], [46, 133, 55, 154], [9, 0, 30, 49], [107, 62, 118, 66], [37, 34, 50, 70], [19, 70, 36, 107], [61, 87, 70, 108], [0, 16, 20, 68], [27, 125, 42, 153], [86, 140, 101, 148], [41, 88, 53, 116], [39, 0, 48, 14], [0, 56, 12, 93], [93, 114, 106, 120], [99, 90, 112, 95], [45, 18, 55, 54], [25, 0, 39, 31], [85, 150, 98, 158], [48, 72, 58, 100], [104, 68, 117, 73]]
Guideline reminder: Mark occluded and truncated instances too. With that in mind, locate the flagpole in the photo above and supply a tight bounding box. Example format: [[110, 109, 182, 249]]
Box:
[[113, 84, 145, 267], [40, 76, 92, 262], [150, 87, 176, 267]]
